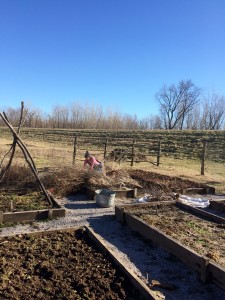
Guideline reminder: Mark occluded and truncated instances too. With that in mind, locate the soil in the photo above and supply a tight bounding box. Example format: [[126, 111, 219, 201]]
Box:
[[0, 191, 51, 212], [0, 228, 144, 300], [1, 168, 225, 299], [127, 203, 225, 267], [1, 194, 225, 299], [127, 169, 210, 194]]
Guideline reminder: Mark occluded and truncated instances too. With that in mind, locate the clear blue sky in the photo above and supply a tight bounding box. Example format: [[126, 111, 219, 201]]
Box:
[[0, 0, 225, 118]]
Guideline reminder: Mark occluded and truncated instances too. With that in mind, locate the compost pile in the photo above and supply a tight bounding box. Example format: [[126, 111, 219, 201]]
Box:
[[128, 203, 225, 267], [0, 229, 143, 300]]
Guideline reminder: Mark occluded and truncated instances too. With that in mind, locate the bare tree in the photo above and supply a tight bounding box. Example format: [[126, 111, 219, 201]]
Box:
[[185, 105, 201, 129], [200, 93, 225, 130], [156, 80, 201, 129], [178, 80, 201, 129]]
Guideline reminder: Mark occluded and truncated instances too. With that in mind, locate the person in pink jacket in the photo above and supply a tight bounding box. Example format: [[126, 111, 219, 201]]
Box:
[[83, 151, 103, 172]]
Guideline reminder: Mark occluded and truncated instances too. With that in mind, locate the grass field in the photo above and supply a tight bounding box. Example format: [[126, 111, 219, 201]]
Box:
[[0, 131, 225, 193], [1, 127, 225, 160]]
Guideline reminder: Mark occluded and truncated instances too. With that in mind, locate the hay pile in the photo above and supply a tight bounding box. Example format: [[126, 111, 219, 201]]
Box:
[[43, 166, 141, 196], [0, 164, 38, 190], [105, 169, 142, 189], [0, 164, 141, 197]]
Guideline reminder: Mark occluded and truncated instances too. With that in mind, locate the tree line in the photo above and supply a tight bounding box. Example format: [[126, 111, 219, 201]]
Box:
[[1, 79, 225, 130]]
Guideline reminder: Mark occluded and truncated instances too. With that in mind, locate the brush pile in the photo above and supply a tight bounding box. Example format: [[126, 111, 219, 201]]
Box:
[[0, 164, 38, 191], [43, 166, 141, 196]]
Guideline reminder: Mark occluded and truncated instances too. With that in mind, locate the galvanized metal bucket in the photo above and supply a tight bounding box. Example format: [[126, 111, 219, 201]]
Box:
[[95, 188, 116, 208]]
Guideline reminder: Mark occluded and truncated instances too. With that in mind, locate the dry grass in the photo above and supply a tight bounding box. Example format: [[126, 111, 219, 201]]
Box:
[[0, 137, 224, 194], [41, 166, 141, 196]]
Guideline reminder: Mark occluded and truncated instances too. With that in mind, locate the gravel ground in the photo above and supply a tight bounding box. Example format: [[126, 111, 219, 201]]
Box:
[[1, 193, 225, 300]]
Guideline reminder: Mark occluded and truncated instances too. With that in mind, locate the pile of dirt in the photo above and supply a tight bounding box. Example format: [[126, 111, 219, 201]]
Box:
[[0, 229, 143, 300], [128, 169, 210, 194]]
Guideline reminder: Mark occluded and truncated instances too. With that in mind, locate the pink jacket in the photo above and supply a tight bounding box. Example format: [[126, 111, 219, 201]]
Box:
[[84, 156, 100, 170]]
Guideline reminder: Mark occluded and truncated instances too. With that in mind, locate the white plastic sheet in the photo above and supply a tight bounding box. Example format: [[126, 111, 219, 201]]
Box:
[[135, 196, 150, 203], [178, 195, 210, 208]]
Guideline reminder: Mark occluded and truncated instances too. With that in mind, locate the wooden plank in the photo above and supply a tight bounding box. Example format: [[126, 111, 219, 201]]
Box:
[[3, 207, 65, 223], [115, 201, 175, 213], [3, 210, 48, 222], [115, 206, 125, 223], [200, 256, 210, 283], [209, 261, 225, 291], [117, 210, 225, 292], [176, 201, 225, 224], [182, 187, 215, 195], [87, 187, 136, 199], [124, 213, 202, 273], [86, 226, 156, 300], [210, 200, 225, 213]]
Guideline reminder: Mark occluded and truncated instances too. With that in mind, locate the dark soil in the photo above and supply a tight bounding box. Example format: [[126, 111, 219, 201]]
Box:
[[127, 203, 225, 267], [0, 229, 144, 300], [128, 169, 211, 194]]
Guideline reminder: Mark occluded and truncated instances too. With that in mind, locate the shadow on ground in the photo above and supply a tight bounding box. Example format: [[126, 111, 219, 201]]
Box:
[[86, 214, 223, 300], [65, 202, 98, 210]]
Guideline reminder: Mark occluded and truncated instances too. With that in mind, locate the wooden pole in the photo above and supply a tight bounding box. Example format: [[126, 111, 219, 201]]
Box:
[[0, 102, 25, 176], [157, 140, 161, 166], [200, 256, 210, 283], [104, 138, 108, 159], [0, 112, 53, 206], [73, 135, 77, 165], [131, 139, 135, 167], [201, 140, 207, 175]]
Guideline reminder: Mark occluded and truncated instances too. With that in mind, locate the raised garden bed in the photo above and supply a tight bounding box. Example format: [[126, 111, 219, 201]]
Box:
[[210, 199, 225, 213], [0, 227, 154, 300], [0, 191, 65, 224], [128, 169, 215, 195], [115, 202, 225, 291], [86, 187, 137, 200], [176, 200, 225, 224]]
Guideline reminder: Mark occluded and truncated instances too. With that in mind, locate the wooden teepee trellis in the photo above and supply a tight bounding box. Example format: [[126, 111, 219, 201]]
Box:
[[0, 102, 53, 206]]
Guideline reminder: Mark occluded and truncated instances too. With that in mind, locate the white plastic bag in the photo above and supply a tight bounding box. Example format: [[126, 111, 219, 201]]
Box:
[[178, 195, 210, 208]]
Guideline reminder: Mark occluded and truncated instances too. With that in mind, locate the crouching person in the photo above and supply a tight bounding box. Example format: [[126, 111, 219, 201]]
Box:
[[84, 151, 103, 173]]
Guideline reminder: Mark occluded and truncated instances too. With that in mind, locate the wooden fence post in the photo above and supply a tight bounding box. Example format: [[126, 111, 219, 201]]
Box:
[[131, 139, 135, 167], [200, 256, 210, 283], [201, 140, 207, 175], [104, 138, 108, 159], [157, 140, 161, 166], [73, 135, 77, 165]]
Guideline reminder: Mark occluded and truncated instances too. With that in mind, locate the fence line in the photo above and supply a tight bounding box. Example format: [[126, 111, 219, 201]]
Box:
[[71, 135, 217, 175], [1, 127, 225, 174]]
